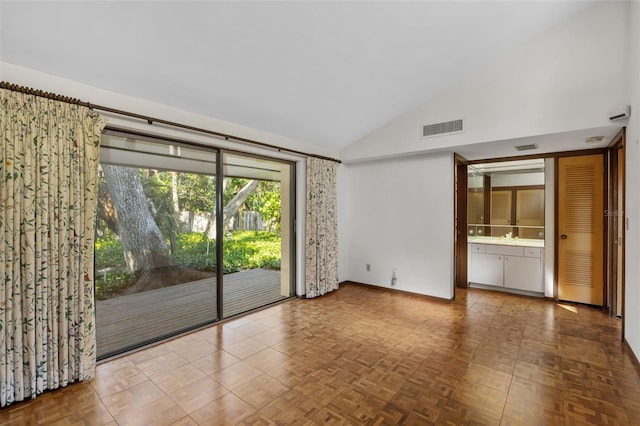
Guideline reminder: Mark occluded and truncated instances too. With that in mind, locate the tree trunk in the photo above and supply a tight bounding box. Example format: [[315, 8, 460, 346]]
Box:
[[223, 180, 258, 231], [171, 172, 180, 228], [188, 211, 195, 232], [102, 165, 173, 273], [97, 169, 119, 236], [169, 171, 180, 254]]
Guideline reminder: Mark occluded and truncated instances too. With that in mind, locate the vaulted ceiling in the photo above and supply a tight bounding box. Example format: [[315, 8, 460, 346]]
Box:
[[1, 1, 597, 153]]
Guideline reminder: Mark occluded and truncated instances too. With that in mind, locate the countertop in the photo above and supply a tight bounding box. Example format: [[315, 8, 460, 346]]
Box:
[[467, 236, 545, 248]]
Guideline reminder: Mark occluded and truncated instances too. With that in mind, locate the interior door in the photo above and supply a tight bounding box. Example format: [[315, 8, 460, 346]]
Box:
[[557, 154, 604, 305]]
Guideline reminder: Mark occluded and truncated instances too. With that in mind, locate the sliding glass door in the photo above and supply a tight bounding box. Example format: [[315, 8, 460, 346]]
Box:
[[94, 132, 295, 358], [95, 132, 219, 358], [221, 153, 294, 318]]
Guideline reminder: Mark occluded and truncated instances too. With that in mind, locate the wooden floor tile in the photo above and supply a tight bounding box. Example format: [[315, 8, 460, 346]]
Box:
[[190, 349, 240, 376], [111, 395, 187, 426], [150, 363, 207, 394], [167, 376, 228, 414], [135, 350, 188, 377], [91, 359, 149, 398], [190, 392, 257, 425], [209, 360, 263, 390], [294, 368, 350, 406], [232, 373, 289, 410], [166, 335, 218, 362], [232, 321, 273, 338], [325, 387, 387, 425], [460, 362, 513, 394], [100, 380, 166, 418], [222, 338, 268, 359], [30, 385, 114, 426], [259, 389, 324, 424], [243, 347, 289, 372], [169, 416, 200, 426]]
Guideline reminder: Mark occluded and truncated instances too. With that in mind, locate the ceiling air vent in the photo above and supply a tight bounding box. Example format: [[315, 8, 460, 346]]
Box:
[[514, 144, 539, 151], [422, 119, 463, 138]]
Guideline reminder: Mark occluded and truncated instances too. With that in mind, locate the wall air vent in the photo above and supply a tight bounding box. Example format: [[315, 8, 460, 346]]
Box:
[[515, 144, 539, 151], [422, 119, 463, 138]]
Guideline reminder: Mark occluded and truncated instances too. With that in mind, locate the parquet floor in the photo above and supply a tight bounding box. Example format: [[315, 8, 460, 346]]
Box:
[[2, 283, 639, 425]]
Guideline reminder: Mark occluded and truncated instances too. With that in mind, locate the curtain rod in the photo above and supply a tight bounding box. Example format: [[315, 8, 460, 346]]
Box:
[[1, 81, 342, 164]]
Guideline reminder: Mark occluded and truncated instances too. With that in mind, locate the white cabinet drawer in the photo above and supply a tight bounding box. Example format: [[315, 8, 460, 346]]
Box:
[[470, 244, 485, 253], [524, 247, 542, 258], [485, 245, 524, 256]]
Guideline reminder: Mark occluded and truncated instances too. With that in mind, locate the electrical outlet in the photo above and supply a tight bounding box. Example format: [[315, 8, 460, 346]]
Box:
[[366, 264, 371, 272]]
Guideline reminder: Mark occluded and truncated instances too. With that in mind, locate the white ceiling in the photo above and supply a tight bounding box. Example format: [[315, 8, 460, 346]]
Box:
[[1, 1, 597, 153]]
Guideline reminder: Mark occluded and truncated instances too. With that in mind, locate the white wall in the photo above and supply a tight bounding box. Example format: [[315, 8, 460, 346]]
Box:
[[344, 153, 454, 299], [624, 0, 640, 360], [341, 1, 628, 162], [1, 62, 336, 298]]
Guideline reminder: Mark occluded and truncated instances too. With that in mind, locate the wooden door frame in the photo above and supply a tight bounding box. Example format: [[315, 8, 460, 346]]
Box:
[[454, 154, 469, 294], [607, 129, 626, 337]]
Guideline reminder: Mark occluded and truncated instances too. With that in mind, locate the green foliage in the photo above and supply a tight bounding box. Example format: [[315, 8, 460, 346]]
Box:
[[224, 179, 281, 231], [94, 230, 281, 298], [179, 174, 216, 212], [95, 270, 139, 300], [223, 231, 281, 273], [94, 232, 125, 269], [253, 181, 281, 230], [173, 232, 217, 270]]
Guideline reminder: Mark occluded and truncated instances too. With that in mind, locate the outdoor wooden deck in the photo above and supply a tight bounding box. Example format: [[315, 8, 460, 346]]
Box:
[[95, 268, 284, 357]]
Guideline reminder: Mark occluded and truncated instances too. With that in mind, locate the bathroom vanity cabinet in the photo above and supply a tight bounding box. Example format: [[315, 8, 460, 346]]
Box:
[[468, 239, 544, 293]]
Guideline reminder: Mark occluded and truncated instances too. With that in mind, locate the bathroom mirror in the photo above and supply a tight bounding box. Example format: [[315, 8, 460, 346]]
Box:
[[467, 159, 545, 240]]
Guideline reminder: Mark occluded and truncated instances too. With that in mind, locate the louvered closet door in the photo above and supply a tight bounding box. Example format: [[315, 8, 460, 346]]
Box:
[[558, 154, 604, 305]]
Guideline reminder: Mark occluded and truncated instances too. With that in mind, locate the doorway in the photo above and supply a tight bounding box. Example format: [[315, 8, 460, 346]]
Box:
[[454, 144, 625, 312], [465, 159, 546, 295]]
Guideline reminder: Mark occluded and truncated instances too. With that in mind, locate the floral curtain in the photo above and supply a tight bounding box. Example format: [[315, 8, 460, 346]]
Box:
[[305, 157, 338, 298], [0, 88, 106, 407]]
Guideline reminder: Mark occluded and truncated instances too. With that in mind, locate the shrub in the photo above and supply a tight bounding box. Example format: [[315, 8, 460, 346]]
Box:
[[173, 232, 217, 271], [94, 230, 281, 296], [223, 231, 281, 273], [95, 233, 126, 269], [95, 270, 139, 300]]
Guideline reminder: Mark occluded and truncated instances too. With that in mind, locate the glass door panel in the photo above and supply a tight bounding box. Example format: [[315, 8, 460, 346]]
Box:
[[95, 132, 218, 358], [221, 153, 294, 318]]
